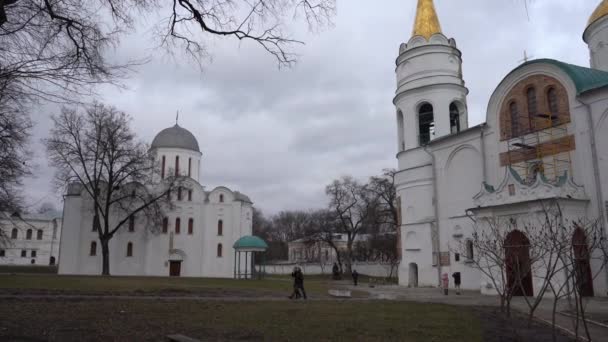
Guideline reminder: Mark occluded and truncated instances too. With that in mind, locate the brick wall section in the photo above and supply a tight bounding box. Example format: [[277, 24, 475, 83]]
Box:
[[499, 74, 571, 141]]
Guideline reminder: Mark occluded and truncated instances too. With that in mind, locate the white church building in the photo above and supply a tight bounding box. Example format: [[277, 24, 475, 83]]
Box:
[[58, 124, 254, 277], [396, 0, 608, 296]]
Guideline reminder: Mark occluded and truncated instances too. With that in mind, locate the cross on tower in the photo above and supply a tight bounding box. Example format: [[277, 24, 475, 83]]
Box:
[[519, 50, 534, 64]]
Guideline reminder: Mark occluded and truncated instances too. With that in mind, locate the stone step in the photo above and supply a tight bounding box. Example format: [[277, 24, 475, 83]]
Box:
[[328, 289, 352, 298], [167, 334, 201, 342]]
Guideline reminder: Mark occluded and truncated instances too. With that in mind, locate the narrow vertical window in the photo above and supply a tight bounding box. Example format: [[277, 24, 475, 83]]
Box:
[[0, 250, 5, 257], [397, 110, 405, 151], [175, 156, 179, 176], [547, 87, 558, 116], [90, 242, 97, 256], [161, 155, 166, 179], [188, 218, 193, 235], [26, 229, 32, 240], [128, 216, 135, 232], [509, 102, 519, 137], [527, 87, 537, 131], [217, 220, 223, 236], [219, 194, 224, 203], [188, 190, 192, 201], [177, 187, 182, 201], [188, 158, 192, 177], [162, 217, 168, 234], [449, 103, 461, 134], [217, 243, 223, 257], [21, 250, 26, 257], [10, 228, 17, 239], [31, 250, 36, 258], [466, 240, 474, 260], [418, 103, 434, 145], [175, 218, 181, 234], [37, 229, 43, 240], [126, 242, 133, 257], [167, 190, 171, 201]]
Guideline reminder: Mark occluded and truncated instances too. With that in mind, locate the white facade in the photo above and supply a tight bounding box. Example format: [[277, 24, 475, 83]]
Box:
[[58, 124, 254, 278], [396, 0, 608, 296], [0, 212, 62, 266]]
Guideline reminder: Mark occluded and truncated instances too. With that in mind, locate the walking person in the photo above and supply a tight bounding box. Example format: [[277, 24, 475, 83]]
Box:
[[295, 267, 307, 300], [352, 269, 359, 286], [289, 267, 301, 299], [452, 272, 461, 295]]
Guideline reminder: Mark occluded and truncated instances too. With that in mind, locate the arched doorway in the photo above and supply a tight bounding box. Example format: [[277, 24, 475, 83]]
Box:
[[169, 249, 185, 277], [408, 263, 418, 288], [505, 230, 533, 296], [573, 228, 594, 297]]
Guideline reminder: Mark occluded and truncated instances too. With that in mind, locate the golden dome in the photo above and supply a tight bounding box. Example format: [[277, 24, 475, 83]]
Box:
[[588, 0, 608, 27], [412, 0, 442, 40]]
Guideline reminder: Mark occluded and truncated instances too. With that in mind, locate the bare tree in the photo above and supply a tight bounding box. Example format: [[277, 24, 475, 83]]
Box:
[[326, 176, 377, 275], [306, 209, 344, 272], [45, 102, 181, 275]]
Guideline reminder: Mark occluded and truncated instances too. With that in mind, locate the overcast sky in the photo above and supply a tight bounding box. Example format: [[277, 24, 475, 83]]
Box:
[[23, 0, 600, 215]]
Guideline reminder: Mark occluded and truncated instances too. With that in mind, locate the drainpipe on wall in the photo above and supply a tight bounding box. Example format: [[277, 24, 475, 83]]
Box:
[[423, 145, 442, 287], [480, 124, 488, 183], [579, 98, 608, 288]]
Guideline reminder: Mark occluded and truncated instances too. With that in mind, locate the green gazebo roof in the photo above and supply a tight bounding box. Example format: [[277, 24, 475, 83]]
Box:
[[513, 59, 608, 95], [233, 235, 268, 251]]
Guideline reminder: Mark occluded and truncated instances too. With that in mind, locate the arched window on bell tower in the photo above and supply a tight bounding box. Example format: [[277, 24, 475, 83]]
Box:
[[418, 103, 434, 145], [397, 110, 405, 151], [449, 103, 461, 134]]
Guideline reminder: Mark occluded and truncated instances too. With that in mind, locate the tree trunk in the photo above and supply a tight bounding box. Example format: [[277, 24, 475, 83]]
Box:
[[345, 241, 354, 275], [101, 237, 110, 276]]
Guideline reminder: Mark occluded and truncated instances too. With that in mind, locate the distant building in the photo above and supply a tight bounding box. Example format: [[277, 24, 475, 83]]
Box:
[[58, 124, 254, 277], [287, 234, 372, 264], [0, 211, 62, 266]]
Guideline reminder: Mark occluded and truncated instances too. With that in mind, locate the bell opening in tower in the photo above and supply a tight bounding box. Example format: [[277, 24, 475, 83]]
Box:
[[418, 103, 435, 145]]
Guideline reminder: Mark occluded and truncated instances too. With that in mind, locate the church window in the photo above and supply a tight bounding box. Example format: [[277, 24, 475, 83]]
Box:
[[219, 194, 224, 203], [162, 217, 168, 234], [90, 242, 97, 256], [508, 184, 515, 196], [10, 228, 17, 239], [526, 87, 537, 131], [167, 189, 171, 200], [188, 218, 194, 235], [161, 156, 166, 179], [188, 190, 192, 201], [128, 216, 135, 232], [177, 187, 182, 201], [217, 243, 223, 257], [31, 250, 36, 258], [547, 87, 559, 115], [50, 256, 56, 265], [126, 242, 133, 257], [455, 253, 460, 262], [26, 229, 32, 240], [466, 240, 474, 260], [21, 250, 26, 257], [175, 218, 181, 234], [37, 229, 43, 240], [509, 102, 520, 137], [418, 103, 434, 145], [188, 158, 192, 177], [0, 250, 4, 257], [217, 220, 223, 236], [175, 156, 179, 176], [449, 103, 461, 134], [397, 110, 405, 151]]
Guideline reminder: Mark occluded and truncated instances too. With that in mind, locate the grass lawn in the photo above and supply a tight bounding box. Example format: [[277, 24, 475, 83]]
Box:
[[0, 299, 483, 341], [0, 273, 370, 297]]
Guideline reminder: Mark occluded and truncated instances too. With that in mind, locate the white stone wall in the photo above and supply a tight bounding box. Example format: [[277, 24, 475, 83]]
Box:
[[265, 262, 398, 278], [1, 216, 62, 266], [584, 17, 608, 72]]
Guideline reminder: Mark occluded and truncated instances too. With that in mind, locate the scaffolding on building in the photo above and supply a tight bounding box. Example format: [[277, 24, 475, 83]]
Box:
[[505, 109, 572, 184]]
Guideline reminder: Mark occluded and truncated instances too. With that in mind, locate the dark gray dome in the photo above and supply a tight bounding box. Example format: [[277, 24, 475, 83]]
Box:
[[151, 124, 200, 152]]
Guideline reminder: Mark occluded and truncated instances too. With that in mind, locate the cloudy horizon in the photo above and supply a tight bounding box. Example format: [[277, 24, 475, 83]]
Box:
[[22, 0, 600, 216]]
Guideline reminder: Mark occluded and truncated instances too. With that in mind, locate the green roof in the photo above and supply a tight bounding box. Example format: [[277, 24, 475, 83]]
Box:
[[233, 236, 268, 250], [515, 59, 608, 95]]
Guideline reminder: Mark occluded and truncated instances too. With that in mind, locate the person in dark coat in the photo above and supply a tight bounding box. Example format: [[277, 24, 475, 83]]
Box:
[[289, 267, 301, 299], [352, 269, 359, 286], [292, 267, 307, 299], [332, 263, 341, 280], [452, 272, 461, 295]]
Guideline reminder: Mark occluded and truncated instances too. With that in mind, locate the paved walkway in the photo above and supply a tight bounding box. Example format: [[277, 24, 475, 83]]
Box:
[[343, 284, 608, 342]]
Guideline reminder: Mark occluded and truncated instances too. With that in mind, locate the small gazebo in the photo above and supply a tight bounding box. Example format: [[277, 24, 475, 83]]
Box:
[[233, 235, 268, 280]]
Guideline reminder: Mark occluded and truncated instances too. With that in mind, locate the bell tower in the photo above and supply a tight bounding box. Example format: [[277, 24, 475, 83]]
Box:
[[394, 0, 469, 152], [584, 0, 608, 71]]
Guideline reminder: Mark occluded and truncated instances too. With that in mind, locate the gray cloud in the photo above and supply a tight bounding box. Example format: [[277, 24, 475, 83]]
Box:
[[21, 0, 600, 214]]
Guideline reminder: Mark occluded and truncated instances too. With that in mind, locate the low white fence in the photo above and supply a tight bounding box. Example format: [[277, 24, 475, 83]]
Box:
[[264, 261, 398, 278]]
